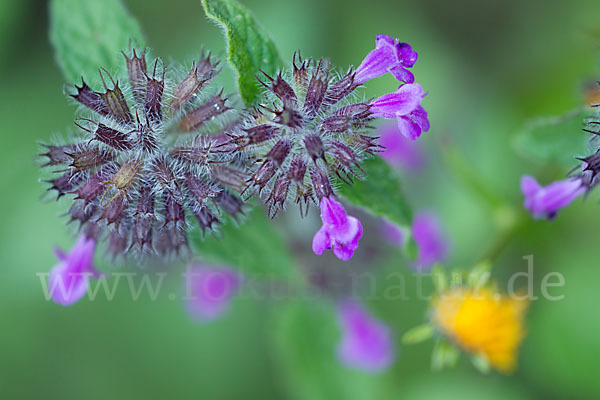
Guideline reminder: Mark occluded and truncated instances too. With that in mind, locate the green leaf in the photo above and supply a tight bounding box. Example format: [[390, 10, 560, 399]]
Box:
[[431, 338, 460, 371], [202, 0, 282, 106], [49, 0, 145, 85], [513, 107, 592, 168], [402, 235, 419, 263], [272, 300, 390, 400], [470, 354, 491, 374], [402, 323, 434, 345], [339, 157, 413, 227], [189, 206, 296, 276]]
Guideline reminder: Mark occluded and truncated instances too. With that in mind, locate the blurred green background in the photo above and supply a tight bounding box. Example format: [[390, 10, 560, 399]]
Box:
[[1, 0, 600, 399]]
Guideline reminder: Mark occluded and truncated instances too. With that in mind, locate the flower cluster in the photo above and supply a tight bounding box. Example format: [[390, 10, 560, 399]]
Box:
[[217, 35, 428, 261], [225, 35, 428, 223], [42, 34, 431, 310], [41, 50, 247, 259]]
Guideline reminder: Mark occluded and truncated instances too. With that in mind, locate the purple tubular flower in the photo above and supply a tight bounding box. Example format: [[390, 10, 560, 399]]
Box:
[[370, 84, 429, 141], [312, 196, 363, 261], [378, 122, 424, 170], [521, 175, 585, 220], [355, 34, 418, 84], [48, 234, 98, 306], [184, 265, 240, 322], [336, 300, 395, 372], [412, 212, 448, 271]]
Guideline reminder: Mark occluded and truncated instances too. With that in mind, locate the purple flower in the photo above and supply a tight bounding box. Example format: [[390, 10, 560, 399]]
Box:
[[521, 175, 585, 220], [379, 219, 406, 247], [184, 265, 240, 322], [355, 34, 418, 84], [48, 234, 98, 306], [312, 196, 363, 261], [370, 84, 430, 141], [412, 212, 448, 270], [378, 122, 424, 170], [337, 300, 395, 372], [380, 213, 448, 271]]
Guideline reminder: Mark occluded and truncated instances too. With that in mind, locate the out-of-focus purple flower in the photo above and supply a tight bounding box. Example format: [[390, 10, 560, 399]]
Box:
[[521, 175, 585, 220], [378, 122, 424, 170], [312, 196, 363, 261], [48, 234, 98, 306], [337, 300, 395, 372], [184, 265, 240, 322], [412, 212, 448, 270], [380, 219, 406, 247], [355, 34, 418, 84], [370, 84, 429, 141], [380, 213, 448, 270]]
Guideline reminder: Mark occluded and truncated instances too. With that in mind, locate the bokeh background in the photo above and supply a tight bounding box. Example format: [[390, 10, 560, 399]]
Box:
[[1, 0, 600, 398]]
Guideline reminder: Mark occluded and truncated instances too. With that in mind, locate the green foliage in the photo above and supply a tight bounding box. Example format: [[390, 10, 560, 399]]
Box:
[[339, 157, 413, 227], [402, 323, 434, 345], [201, 0, 282, 106], [49, 0, 145, 85], [273, 300, 389, 400], [189, 206, 296, 276], [513, 108, 592, 168], [470, 354, 491, 374], [431, 338, 460, 371]]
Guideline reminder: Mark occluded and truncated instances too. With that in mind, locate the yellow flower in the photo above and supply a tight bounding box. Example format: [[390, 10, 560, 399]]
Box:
[[431, 287, 529, 373]]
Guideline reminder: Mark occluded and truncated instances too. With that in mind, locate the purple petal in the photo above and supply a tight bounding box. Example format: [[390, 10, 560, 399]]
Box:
[[412, 212, 448, 270], [395, 42, 418, 67], [407, 105, 430, 132], [375, 34, 396, 48], [371, 84, 424, 119], [48, 235, 97, 306], [48, 262, 90, 306], [185, 266, 240, 322], [328, 216, 363, 245], [520, 175, 541, 197], [538, 180, 584, 210], [355, 35, 418, 84], [355, 48, 395, 84], [319, 196, 348, 227], [333, 245, 356, 261], [336, 300, 395, 372], [521, 175, 584, 219], [312, 226, 332, 255], [312, 196, 364, 261], [396, 114, 423, 141], [389, 65, 414, 84], [330, 217, 363, 261]]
